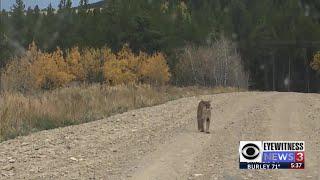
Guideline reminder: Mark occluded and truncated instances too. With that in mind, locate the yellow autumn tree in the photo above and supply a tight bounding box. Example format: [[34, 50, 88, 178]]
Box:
[[2, 42, 44, 92], [139, 53, 171, 85], [31, 49, 74, 90], [101, 47, 117, 62], [81, 48, 104, 82], [1, 42, 74, 91], [2, 42, 172, 92], [103, 44, 171, 86], [52, 47, 68, 72], [103, 44, 139, 85], [66, 47, 85, 81]]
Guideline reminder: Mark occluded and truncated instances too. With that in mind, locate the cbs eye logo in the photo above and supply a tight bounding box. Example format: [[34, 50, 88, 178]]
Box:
[[241, 143, 260, 160]]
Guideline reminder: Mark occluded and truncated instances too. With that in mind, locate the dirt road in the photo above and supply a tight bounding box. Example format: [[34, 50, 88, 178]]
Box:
[[0, 92, 319, 179]]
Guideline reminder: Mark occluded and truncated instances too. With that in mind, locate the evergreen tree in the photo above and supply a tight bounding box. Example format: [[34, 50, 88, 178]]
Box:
[[47, 3, 54, 16], [12, 0, 25, 16], [66, 0, 72, 9], [34, 5, 40, 16], [80, 0, 89, 7], [0, 10, 10, 68], [58, 0, 66, 10], [9, 0, 27, 54]]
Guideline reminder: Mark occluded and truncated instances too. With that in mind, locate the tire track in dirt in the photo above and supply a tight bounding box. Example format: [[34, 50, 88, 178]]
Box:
[[187, 92, 281, 180], [128, 92, 277, 180], [188, 92, 320, 180], [266, 93, 320, 179]]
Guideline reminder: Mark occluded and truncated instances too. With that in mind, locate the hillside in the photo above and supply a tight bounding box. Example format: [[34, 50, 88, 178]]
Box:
[[87, 0, 106, 8]]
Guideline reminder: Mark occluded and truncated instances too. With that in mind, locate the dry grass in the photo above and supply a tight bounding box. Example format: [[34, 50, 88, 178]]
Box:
[[0, 84, 243, 141]]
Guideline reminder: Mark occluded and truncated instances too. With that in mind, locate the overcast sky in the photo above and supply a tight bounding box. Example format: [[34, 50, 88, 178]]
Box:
[[1, 0, 101, 10]]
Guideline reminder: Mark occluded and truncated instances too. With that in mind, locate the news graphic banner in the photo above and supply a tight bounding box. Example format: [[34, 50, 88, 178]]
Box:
[[239, 141, 305, 169]]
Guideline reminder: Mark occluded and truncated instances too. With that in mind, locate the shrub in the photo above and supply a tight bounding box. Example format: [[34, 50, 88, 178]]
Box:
[[103, 44, 171, 86], [104, 59, 139, 85], [66, 47, 85, 81], [140, 53, 170, 85], [81, 48, 104, 83], [1, 42, 74, 92], [174, 37, 248, 88], [103, 44, 140, 85], [32, 48, 74, 90], [1, 42, 171, 92]]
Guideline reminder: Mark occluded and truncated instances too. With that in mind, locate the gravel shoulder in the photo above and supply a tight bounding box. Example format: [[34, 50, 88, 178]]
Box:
[[0, 92, 319, 179]]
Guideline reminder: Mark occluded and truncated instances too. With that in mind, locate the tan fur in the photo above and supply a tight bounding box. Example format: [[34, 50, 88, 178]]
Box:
[[197, 100, 212, 133]]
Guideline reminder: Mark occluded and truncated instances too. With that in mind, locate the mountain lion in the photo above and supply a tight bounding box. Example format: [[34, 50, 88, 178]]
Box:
[[197, 100, 212, 133]]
